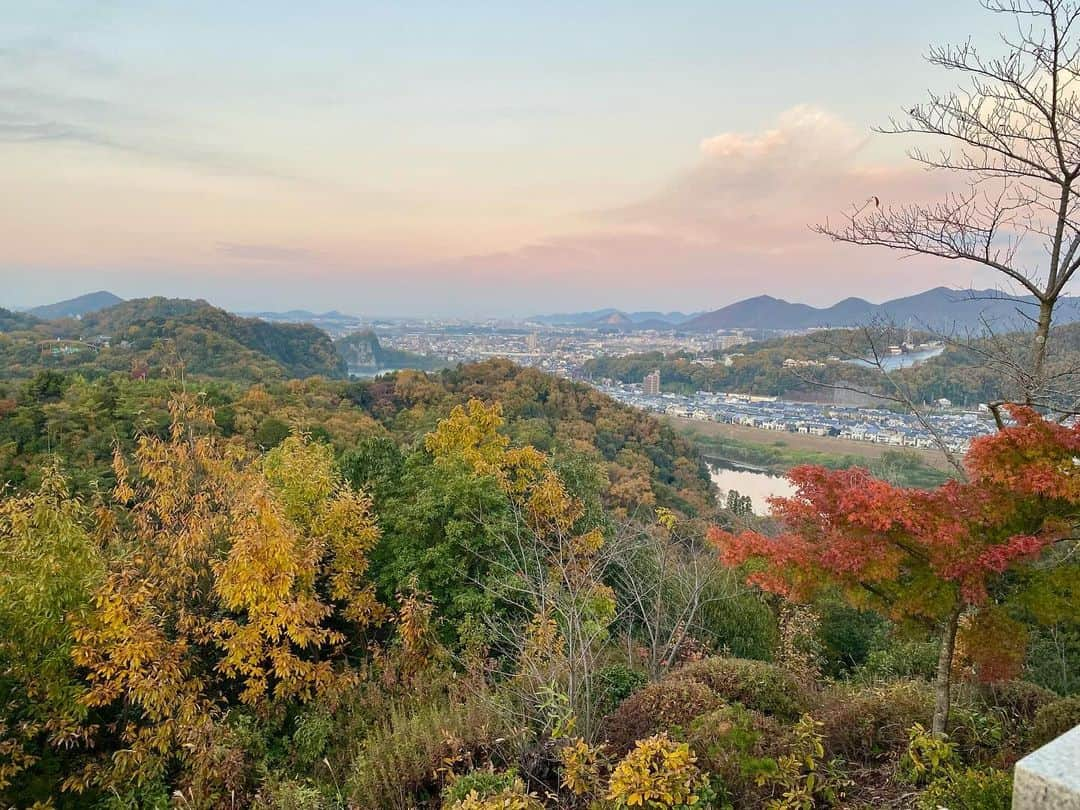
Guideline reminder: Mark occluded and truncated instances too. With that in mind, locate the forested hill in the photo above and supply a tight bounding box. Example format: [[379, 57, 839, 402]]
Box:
[[587, 323, 1080, 407], [0, 308, 41, 333], [0, 358, 714, 518], [0, 297, 345, 381]]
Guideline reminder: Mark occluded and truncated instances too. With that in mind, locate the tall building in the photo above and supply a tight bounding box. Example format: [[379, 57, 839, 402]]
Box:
[[643, 369, 661, 395]]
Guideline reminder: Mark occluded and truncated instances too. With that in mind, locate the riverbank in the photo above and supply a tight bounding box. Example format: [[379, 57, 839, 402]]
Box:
[[666, 416, 954, 489]]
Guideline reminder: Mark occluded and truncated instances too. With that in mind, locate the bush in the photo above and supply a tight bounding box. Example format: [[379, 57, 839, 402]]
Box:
[[674, 657, 807, 720], [443, 778, 543, 810], [947, 702, 1006, 762], [856, 637, 939, 683], [602, 679, 723, 755], [255, 416, 291, 448], [253, 776, 330, 810], [979, 680, 1058, 727], [820, 681, 933, 762], [606, 733, 714, 810], [596, 663, 649, 716], [817, 603, 886, 677], [347, 695, 519, 809], [918, 767, 1012, 810], [1029, 694, 1080, 750], [442, 769, 525, 804], [686, 704, 787, 807]]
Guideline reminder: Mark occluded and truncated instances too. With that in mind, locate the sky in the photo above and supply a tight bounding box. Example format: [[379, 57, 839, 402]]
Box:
[[0, 1, 1022, 317]]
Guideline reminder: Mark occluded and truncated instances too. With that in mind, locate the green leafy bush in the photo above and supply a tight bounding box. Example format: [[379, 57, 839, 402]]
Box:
[[253, 776, 330, 810], [597, 664, 649, 716], [686, 704, 787, 807], [918, 767, 1012, 810], [674, 657, 807, 720], [856, 637, 939, 683], [442, 769, 523, 804], [947, 703, 1006, 762], [1029, 694, 1080, 749], [816, 603, 886, 677], [602, 679, 723, 754]]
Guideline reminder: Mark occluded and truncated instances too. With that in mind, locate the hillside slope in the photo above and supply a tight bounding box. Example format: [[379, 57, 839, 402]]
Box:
[[0, 297, 344, 381]]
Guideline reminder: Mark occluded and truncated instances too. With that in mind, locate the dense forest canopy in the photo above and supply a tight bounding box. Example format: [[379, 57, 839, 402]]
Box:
[[0, 297, 345, 381]]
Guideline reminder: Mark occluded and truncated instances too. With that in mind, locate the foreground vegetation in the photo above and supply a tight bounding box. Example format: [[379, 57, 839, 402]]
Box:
[[0, 354, 1076, 809]]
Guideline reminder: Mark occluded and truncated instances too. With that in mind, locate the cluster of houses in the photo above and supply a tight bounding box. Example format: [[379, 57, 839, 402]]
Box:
[[598, 384, 992, 456]]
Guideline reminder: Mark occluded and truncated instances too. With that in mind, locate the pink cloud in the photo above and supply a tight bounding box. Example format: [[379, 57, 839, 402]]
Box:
[[447, 105, 988, 310]]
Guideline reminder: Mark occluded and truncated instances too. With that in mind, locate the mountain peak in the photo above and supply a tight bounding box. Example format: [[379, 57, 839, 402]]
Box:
[[27, 290, 124, 321]]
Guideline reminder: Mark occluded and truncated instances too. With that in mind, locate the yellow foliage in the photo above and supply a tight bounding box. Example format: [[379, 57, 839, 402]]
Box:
[[558, 736, 604, 797], [68, 394, 385, 802], [425, 399, 513, 480], [607, 733, 709, 809], [444, 779, 544, 810]]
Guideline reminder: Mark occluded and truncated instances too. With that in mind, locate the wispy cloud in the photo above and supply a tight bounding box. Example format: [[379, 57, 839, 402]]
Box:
[[0, 35, 303, 181]]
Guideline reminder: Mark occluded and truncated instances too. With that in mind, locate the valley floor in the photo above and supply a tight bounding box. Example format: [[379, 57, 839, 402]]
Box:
[[666, 415, 955, 473]]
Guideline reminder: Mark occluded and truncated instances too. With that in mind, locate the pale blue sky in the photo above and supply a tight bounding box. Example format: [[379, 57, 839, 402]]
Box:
[[1, 1, 1015, 315]]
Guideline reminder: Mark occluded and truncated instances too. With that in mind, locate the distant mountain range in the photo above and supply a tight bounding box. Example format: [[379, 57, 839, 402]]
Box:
[[535, 288, 1080, 333], [529, 308, 698, 328], [18, 286, 1080, 338], [27, 290, 123, 320]]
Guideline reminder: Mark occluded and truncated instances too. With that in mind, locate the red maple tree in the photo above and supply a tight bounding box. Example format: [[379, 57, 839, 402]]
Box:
[[710, 406, 1080, 734]]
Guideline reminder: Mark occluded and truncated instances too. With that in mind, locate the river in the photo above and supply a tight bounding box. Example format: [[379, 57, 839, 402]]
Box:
[[708, 461, 796, 515], [847, 345, 945, 371]]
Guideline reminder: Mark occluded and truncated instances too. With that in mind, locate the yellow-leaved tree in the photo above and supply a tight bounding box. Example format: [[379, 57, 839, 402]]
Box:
[[425, 399, 617, 741], [67, 395, 384, 805]]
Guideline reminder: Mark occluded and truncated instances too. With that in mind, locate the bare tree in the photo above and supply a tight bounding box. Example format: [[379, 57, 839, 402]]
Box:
[[816, 0, 1080, 411], [607, 519, 724, 680]]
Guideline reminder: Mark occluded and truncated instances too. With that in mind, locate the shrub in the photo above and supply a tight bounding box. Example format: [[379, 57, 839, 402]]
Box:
[[674, 657, 807, 720], [1029, 694, 1080, 750], [442, 770, 526, 805], [856, 637, 939, 683], [597, 663, 649, 716], [606, 733, 714, 810], [291, 709, 334, 770], [917, 767, 1012, 810], [820, 681, 933, 762], [602, 679, 723, 755], [347, 694, 519, 809], [686, 704, 787, 807], [443, 778, 543, 810], [947, 702, 1006, 762], [899, 723, 956, 786], [817, 603, 885, 677], [979, 680, 1058, 727], [761, 715, 850, 810], [252, 776, 329, 810], [557, 737, 604, 799]]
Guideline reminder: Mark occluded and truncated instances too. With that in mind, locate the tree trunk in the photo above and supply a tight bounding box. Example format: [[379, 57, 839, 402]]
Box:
[[933, 604, 962, 737], [1030, 297, 1055, 404]]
